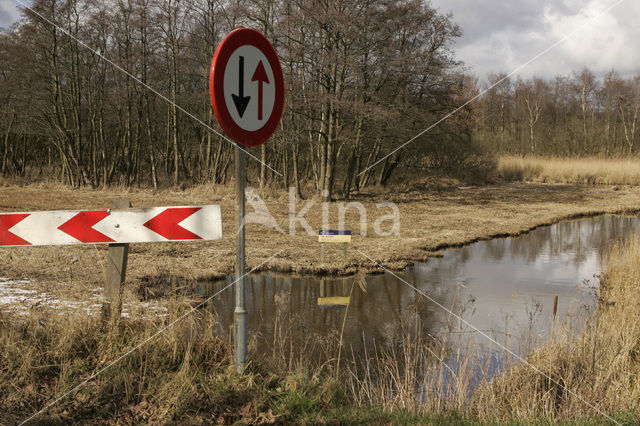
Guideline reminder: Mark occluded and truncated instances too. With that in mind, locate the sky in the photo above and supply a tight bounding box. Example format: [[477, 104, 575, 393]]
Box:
[[2, 0, 639, 81], [429, 0, 640, 80], [0, 0, 21, 29]]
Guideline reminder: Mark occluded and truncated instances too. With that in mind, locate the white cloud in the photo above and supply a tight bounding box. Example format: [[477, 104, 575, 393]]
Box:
[[430, 0, 640, 80], [545, 0, 640, 77], [0, 0, 21, 29]]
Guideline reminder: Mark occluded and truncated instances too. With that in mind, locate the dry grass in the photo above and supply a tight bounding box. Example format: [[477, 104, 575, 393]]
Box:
[[4, 235, 640, 422], [0, 176, 639, 422], [498, 156, 640, 185], [336, 236, 640, 423], [341, 283, 546, 420], [470, 235, 640, 423], [1, 180, 639, 305], [0, 276, 470, 424], [344, 298, 479, 414], [0, 301, 230, 424], [0, 298, 355, 424]]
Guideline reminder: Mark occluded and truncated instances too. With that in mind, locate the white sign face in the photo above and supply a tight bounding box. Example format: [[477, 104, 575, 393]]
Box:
[[210, 28, 284, 146], [223, 45, 276, 132]]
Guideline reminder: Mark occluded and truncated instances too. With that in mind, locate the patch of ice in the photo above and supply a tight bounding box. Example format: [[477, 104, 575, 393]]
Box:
[[1, 278, 169, 320]]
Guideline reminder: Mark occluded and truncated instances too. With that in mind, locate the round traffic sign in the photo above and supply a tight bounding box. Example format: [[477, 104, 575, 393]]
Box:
[[210, 28, 284, 147]]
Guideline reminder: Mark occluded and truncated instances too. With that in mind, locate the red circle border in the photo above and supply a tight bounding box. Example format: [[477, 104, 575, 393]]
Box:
[[209, 28, 284, 147]]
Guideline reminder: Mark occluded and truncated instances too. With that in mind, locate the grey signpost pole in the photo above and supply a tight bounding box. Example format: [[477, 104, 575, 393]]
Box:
[[234, 145, 247, 373]]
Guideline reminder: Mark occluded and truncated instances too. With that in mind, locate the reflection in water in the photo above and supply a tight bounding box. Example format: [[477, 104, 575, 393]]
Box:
[[200, 215, 640, 371], [317, 279, 351, 307]]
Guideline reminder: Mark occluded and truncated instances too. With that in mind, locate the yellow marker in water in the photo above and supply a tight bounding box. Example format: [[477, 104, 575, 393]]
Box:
[[317, 296, 350, 306]]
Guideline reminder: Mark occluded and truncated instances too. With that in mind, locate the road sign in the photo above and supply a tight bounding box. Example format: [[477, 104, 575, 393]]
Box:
[[0, 205, 222, 246], [209, 27, 284, 374], [318, 230, 352, 243], [209, 28, 284, 147], [318, 230, 351, 262]]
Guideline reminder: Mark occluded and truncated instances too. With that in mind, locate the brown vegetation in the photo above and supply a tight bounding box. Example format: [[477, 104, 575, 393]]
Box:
[[0, 298, 355, 424], [0, 181, 639, 307], [498, 156, 640, 185], [2, 181, 640, 423], [1, 0, 639, 422], [470, 235, 640, 422]]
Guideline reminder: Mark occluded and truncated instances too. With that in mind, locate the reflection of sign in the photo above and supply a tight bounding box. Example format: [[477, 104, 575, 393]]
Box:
[[318, 230, 351, 243], [317, 277, 351, 308], [317, 296, 350, 306], [0, 206, 222, 246], [209, 28, 284, 147]]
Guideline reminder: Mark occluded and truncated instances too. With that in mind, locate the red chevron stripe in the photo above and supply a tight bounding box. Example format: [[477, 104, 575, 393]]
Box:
[[58, 211, 115, 243], [143, 207, 202, 240], [0, 214, 31, 246]]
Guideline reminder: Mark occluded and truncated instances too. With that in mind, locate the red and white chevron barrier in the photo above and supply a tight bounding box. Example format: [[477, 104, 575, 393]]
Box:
[[0, 205, 222, 246]]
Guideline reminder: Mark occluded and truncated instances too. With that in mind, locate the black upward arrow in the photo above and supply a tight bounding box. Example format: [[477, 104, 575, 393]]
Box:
[[231, 56, 250, 118]]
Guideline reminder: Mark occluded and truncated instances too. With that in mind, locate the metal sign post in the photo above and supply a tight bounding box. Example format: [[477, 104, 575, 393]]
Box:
[[234, 146, 247, 373], [209, 28, 284, 374]]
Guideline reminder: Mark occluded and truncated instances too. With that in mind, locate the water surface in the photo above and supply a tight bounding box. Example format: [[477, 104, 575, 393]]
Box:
[[201, 215, 640, 365]]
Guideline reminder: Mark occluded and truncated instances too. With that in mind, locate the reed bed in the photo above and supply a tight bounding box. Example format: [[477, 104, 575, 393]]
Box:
[[3, 239, 640, 423], [344, 301, 479, 414], [470, 235, 640, 423], [340, 283, 544, 419], [340, 238, 639, 423], [498, 156, 640, 185]]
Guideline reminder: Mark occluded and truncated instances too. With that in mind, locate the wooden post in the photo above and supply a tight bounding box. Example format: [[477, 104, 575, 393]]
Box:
[[102, 199, 131, 324], [321, 242, 325, 263], [343, 242, 347, 260], [553, 295, 558, 320]]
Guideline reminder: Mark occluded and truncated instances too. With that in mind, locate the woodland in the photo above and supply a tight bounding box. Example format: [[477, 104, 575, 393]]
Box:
[[0, 0, 638, 198]]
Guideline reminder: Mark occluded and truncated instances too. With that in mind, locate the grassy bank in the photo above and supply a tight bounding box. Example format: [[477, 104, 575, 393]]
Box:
[[2, 180, 640, 423], [2, 246, 639, 424], [0, 302, 346, 424], [1, 180, 639, 313], [0, 294, 480, 424], [498, 156, 640, 185], [470, 235, 640, 423]]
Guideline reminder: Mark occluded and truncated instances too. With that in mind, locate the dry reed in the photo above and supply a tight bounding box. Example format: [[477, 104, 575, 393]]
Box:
[[498, 156, 640, 186], [471, 235, 640, 423], [4, 220, 640, 423], [343, 293, 491, 415]]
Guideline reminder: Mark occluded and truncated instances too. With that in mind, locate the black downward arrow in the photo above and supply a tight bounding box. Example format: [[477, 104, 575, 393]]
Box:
[[231, 56, 250, 118]]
